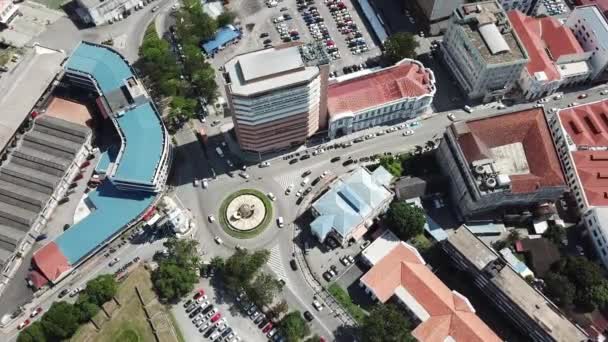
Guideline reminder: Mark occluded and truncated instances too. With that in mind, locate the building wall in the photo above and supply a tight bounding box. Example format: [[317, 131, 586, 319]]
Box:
[[566, 7, 608, 81], [229, 72, 324, 153], [518, 71, 561, 100], [499, 0, 541, 15], [441, 20, 526, 102], [440, 241, 564, 342], [583, 209, 608, 268], [76, 0, 140, 25]]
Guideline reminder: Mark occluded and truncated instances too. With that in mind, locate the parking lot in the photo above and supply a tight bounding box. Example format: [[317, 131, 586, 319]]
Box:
[[222, 0, 381, 75], [173, 278, 272, 342]]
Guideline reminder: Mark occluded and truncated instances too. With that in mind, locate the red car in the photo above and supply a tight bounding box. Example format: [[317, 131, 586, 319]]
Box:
[[193, 288, 205, 300], [210, 312, 221, 323], [319, 337, 326, 342], [262, 322, 273, 333], [17, 319, 30, 330], [30, 307, 43, 318]]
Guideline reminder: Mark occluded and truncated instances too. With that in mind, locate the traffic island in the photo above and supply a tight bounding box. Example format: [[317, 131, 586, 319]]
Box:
[[219, 189, 273, 239]]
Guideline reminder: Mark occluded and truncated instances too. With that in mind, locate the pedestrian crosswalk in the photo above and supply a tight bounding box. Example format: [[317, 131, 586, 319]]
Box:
[[267, 244, 288, 281], [272, 170, 302, 191]]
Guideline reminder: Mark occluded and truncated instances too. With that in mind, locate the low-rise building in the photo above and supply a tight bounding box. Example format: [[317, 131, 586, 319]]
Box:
[[442, 225, 590, 342], [0, 0, 19, 26], [223, 44, 329, 153], [436, 108, 567, 220], [74, 0, 147, 26], [548, 99, 608, 268], [360, 233, 502, 342], [566, 5, 608, 82], [509, 10, 591, 100], [326, 59, 435, 139], [310, 166, 393, 245], [441, 1, 528, 102]]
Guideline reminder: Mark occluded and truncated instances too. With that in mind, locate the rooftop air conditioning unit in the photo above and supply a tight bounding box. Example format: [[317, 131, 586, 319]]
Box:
[[485, 177, 497, 189]]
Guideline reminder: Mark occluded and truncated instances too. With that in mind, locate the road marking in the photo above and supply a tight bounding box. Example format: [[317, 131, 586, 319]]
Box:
[[267, 244, 288, 281]]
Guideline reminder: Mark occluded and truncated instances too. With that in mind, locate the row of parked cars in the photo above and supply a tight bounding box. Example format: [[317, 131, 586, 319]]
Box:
[[236, 292, 284, 341], [185, 288, 241, 341], [325, 0, 368, 54]]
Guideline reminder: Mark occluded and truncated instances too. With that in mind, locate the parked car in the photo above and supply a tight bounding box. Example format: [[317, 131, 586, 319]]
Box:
[[290, 259, 298, 270], [303, 311, 314, 321]]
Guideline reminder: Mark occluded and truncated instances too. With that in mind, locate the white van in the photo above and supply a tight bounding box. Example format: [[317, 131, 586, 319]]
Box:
[[463, 105, 473, 113], [277, 217, 284, 228]]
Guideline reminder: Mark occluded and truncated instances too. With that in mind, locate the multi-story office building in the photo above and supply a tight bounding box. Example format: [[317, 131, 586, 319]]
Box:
[[441, 1, 528, 102], [442, 225, 589, 342], [548, 99, 608, 269], [411, 0, 465, 35], [224, 44, 329, 153], [436, 108, 567, 220], [509, 10, 591, 100], [566, 5, 608, 82], [326, 59, 435, 139]]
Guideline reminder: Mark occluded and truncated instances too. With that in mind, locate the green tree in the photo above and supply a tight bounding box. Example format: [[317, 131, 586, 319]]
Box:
[[17, 321, 46, 342], [221, 249, 270, 292], [377, 156, 402, 177], [83, 274, 117, 306], [280, 311, 310, 342], [245, 273, 282, 307], [544, 272, 575, 307], [385, 202, 426, 241], [360, 304, 415, 342], [544, 225, 566, 246], [40, 302, 81, 340], [268, 299, 289, 320], [217, 11, 237, 27], [383, 32, 419, 64], [75, 298, 100, 322], [152, 238, 200, 302], [305, 336, 322, 342], [170, 96, 198, 120]]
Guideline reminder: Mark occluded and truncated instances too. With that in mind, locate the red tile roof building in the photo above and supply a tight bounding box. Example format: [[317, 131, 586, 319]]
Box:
[[326, 59, 435, 139], [550, 99, 608, 268], [508, 10, 591, 100], [437, 108, 567, 219], [360, 242, 501, 342]]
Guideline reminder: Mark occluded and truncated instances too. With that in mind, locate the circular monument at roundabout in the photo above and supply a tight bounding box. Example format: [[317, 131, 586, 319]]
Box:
[[219, 189, 273, 239]]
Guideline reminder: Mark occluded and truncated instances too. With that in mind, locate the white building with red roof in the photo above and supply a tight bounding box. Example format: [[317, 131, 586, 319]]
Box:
[[508, 10, 591, 100], [359, 238, 501, 342], [326, 58, 435, 139], [549, 99, 608, 268]]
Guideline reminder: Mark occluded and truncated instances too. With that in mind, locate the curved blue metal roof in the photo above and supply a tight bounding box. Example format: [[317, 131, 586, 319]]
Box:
[[66, 43, 133, 93]]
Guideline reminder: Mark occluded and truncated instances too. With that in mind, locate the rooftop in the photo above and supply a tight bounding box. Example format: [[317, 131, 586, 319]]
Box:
[[452, 108, 565, 193], [558, 100, 608, 206], [327, 59, 435, 117], [455, 1, 527, 65], [519, 238, 561, 277], [311, 167, 392, 240], [202, 25, 241, 55], [225, 45, 323, 96], [446, 225, 590, 342], [577, 0, 608, 15], [0, 45, 65, 152], [360, 242, 501, 342], [508, 11, 584, 82]]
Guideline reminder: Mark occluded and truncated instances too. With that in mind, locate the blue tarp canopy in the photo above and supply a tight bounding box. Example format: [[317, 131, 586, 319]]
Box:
[[202, 25, 241, 54]]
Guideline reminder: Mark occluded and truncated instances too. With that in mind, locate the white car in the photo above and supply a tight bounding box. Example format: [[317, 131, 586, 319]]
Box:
[[277, 216, 285, 228], [313, 300, 323, 311], [320, 171, 329, 179], [301, 177, 309, 186], [260, 161, 271, 168], [601, 89, 608, 95], [197, 296, 208, 304], [295, 190, 303, 198], [202, 179, 208, 189], [447, 113, 456, 121], [402, 130, 414, 136], [194, 179, 200, 187], [267, 192, 276, 201], [285, 184, 294, 195], [239, 172, 250, 179], [214, 236, 223, 245], [208, 215, 215, 223]]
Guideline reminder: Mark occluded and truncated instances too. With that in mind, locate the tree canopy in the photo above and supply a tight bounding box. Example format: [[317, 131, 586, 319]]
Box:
[[383, 33, 419, 64], [83, 274, 117, 306], [547, 256, 608, 311], [544, 272, 575, 307], [386, 202, 426, 241], [360, 304, 415, 342], [245, 272, 283, 308], [152, 238, 200, 302], [17, 321, 46, 342], [217, 11, 237, 27], [221, 249, 270, 292], [40, 302, 82, 340], [280, 311, 310, 342]]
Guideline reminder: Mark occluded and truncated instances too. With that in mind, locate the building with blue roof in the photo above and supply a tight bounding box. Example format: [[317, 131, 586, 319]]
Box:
[[31, 42, 171, 284], [202, 25, 241, 55], [310, 166, 394, 245]]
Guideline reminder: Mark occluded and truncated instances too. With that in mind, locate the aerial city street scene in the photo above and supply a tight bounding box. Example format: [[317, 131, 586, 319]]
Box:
[[2, 0, 608, 340]]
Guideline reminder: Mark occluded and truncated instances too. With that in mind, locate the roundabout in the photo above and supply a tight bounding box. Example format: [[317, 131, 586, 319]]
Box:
[[219, 189, 273, 239]]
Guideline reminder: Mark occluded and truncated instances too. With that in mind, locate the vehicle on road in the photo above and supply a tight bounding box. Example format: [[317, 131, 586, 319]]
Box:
[[202, 178, 208, 189], [447, 113, 456, 121], [208, 215, 215, 223], [578, 93, 588, 99], [260, 32, 269, 38], [290, 259, 298, 270], [301, 177, 309, 186], [151, 5, 159, 11], [302, 170, 312, 177], [30, 308, 43, 318], [194, 179, 200, 187], [303, 311, 314, 321], [17, 320, 30, 330], [312, 300, 323, 311], [194, 288, 206, 299], [295, 189, 303, 197], [342, 159, 354, 166], [214, 236, 223, 245], [277, 216, 284, 228], [69, 287, 82, 298], [289, 158, 298, 165], [285, 184, 294, 195], [300, 154, 310, 160], [239, 172, 250, 179], [330, 156, 341, 162], [320, 170, 329, 179], [463, 105, 473, 113], [260, 161, 271, 168], [109, 257, 120, 267], [267, 192, 276, 201], [402, 130, 414, 136]]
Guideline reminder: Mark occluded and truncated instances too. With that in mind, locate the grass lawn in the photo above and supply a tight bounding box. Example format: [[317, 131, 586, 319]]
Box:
[[71, 267, 182, 342], [219, 188, 273, 239], [328, 283, 367, 323]]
